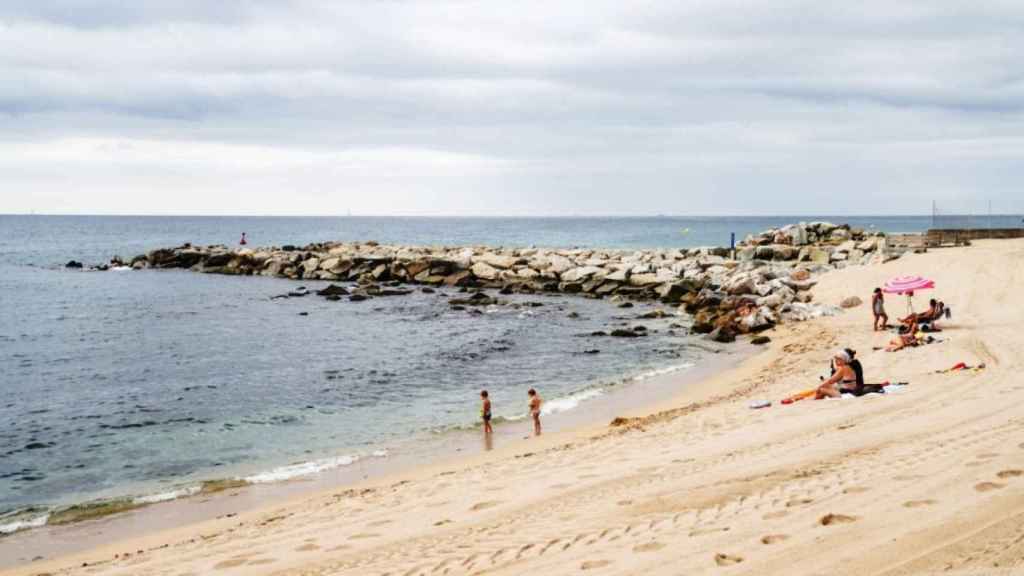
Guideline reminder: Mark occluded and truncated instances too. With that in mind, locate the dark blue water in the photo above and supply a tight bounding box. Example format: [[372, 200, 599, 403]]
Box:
[[1, 214, 1020, 532]]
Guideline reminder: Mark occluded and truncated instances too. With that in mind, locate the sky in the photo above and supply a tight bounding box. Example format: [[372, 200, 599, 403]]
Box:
[[1, 1, 1022, 216]]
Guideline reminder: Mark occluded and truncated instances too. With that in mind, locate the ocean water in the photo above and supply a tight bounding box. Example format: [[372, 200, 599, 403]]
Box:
[[1, 214, 1021, 533]]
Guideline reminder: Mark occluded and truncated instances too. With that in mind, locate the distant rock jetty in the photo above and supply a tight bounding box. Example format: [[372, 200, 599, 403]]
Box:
[[104, 222, 894, 343]]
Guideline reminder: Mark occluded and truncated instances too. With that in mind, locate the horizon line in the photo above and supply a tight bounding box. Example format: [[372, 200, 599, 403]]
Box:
[[3, 212, 1022, 219]]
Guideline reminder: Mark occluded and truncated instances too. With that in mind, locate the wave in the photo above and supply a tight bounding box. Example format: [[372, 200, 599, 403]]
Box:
[[132, 485, 201, 505], [0, 512, 49, 536], [540, 388, 604, 415], [242, 449, 388, 484], [629, 362, 696, 382]]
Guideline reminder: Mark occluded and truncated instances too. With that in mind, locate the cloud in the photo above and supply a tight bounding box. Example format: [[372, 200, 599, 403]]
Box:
[[1, 0, 1022, 215]]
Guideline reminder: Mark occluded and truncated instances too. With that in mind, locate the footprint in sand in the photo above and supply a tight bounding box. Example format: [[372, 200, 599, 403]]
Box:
[[976, 453, 1000, 459], [843, 486, 870, 494], [367, 519, 393, 527], [295, 543, 320, 552], [616, 500, 632, 506], [975, 482, 1006, 492], [997, 469, 1023, 479], [690, 526, 730, 537], [903, 500, 937, 508], [247, 558, 276, 566], [633, 542, 665, 553], [470, 501, 502, 511], [761, 534, 789, 545], [819, 513, 857, 526], [786, 498, 814, 508], [348, 533, 380, 540], [714, 553, 744, 566], [213, 559, 248, 570], [581, 559, 612, 570]]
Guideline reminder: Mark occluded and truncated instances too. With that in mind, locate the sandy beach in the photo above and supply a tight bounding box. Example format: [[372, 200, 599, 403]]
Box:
[[6, 238, 1024, 576]]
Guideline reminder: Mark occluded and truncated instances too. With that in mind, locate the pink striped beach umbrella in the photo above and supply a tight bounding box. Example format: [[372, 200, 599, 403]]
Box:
[[882, 275, 935, 294], [883, 275, 935, 315]]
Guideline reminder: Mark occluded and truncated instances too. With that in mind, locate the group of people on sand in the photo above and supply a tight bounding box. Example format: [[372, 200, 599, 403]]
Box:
[[816, 288, 951, 399], [871, 289, 948, 352], [480, 389, 543, 437]]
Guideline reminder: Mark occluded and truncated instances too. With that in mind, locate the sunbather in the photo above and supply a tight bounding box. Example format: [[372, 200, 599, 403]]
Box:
[[816, 350, 857, 399], [886, 320, 919, 352], [901, 299, 939, 326]]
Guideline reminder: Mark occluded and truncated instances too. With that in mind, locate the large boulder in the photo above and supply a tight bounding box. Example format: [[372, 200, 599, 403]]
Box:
[[724, 274, 755, 295], [840, 296, 863, 308], [474, 253, 519, 269], [470, 262, 500, 281], [561, 266, 605, 283]]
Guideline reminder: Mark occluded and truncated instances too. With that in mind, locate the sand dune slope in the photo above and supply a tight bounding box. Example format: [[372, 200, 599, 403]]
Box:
[[9, 239, 1024, 576]]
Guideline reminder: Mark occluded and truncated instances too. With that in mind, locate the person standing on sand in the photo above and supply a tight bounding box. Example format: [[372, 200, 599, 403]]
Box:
[[480, 390, 493, 435], [872, 287, 888, 331], [528, 389, 542, 436]]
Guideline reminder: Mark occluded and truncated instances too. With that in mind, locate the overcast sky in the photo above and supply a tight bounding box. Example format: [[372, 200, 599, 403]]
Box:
[[2, 1, 1022, 216]]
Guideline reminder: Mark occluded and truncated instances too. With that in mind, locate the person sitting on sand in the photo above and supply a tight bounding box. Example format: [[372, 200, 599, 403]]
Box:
[[528, 389, 542, 435], [871, 288, 888, 331], [816, 350, 857, 399], [480, 390, 493, 435]]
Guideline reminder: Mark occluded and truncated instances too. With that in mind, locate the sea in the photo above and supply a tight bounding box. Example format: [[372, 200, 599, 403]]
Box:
[[2, 214, 1021, 537]]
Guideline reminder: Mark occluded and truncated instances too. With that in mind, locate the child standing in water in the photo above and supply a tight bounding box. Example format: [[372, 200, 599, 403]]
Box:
[[528, 389, 542, 436], [480, 390, 493, 435]]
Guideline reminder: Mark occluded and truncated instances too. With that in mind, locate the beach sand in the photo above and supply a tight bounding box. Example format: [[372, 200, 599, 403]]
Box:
[[6, 239, 1024, 576]]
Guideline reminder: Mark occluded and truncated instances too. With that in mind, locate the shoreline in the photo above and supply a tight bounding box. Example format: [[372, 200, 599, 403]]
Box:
[[6, 239, 1024, 575], [0, 338, 758, 569]]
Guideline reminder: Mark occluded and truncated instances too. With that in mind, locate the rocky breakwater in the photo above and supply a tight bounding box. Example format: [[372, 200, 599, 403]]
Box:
[[125, 222, 894, 344], [736, 221, 891, 266]]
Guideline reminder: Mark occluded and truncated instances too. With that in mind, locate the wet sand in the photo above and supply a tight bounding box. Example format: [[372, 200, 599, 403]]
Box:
[[6, 239, 1024, 576]]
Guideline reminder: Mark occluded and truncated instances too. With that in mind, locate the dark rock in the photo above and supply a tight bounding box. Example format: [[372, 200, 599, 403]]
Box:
[[451, 305, 466, 311], [638, 309, 668, 319], [298, 312, 309, 316], [751, 336, 771, 345], [316, 284, 350, 297], [65, 260, 84, 269], [567, 311, 580, 319], [444, 271, 475, 287], [349, 294, 369, 302], [617, 301, 634, 309], [632, 325, 647, 332], [590, 330, 608, 337], [610, 329, 643, 338], [705, 327, 736, 343], [657, 281, 698, 304], [282, 245, 297, 251], [378, 288, 413, 297], [583, 349, 601, 354], [449, 292, 496, 306], [421, 287, 436, 294], [325, 295, 342, 301]]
